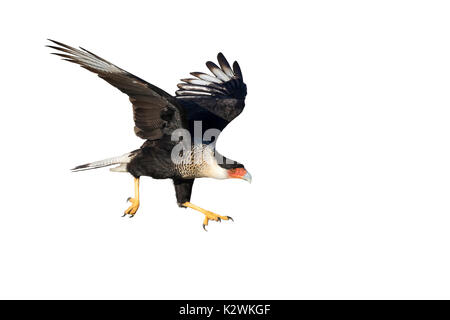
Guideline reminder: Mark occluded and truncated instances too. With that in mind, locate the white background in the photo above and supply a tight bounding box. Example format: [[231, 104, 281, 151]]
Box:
[[1, 0, 450, 299]]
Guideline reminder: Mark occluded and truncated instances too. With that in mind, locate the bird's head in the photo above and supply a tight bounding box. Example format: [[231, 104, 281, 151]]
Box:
[[226, 167, 252, 183]]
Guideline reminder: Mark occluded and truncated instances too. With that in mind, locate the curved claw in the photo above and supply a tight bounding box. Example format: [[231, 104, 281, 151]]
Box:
[[126, 197, 131, 202], [122, 213, 127, 217], [218, 217, 221, 223], [227, 216, 234, 222], [203, 224, 208, 232], [129, 214, 134, 218]]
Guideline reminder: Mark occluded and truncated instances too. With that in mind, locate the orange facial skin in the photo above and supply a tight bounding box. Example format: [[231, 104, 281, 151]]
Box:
[[227, 167, 248, 179]]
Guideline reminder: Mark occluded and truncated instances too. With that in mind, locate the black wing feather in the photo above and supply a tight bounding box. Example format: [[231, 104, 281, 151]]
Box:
[[175, 53, 247, 139], [217, 53, 234, 78], [48, 39, 185, 140]]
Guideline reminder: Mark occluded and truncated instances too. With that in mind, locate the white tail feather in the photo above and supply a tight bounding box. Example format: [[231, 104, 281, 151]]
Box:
[[71, 152, 136, 172]]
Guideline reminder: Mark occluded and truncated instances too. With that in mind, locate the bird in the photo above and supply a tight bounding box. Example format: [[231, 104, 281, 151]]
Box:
[[47, 40, 251, 230]]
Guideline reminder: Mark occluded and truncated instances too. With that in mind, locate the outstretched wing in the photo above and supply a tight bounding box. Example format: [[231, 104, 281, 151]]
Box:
[[175, 53, 247, 142], [48, 40, 185, 141]]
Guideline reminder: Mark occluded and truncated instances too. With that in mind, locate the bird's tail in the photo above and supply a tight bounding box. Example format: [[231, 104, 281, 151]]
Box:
[[71, 151, 137, 172]]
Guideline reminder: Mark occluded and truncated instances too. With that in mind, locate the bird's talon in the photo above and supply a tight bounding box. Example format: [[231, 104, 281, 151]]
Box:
[[183, 202, 234, 230], [123, 195, 139, 217]]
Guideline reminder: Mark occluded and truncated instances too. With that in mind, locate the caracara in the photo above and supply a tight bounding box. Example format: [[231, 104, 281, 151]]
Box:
[[48, 40, 251, 230]]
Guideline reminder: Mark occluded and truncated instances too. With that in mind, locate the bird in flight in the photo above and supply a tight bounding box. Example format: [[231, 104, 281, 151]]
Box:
[[48, 40, 251, 230]]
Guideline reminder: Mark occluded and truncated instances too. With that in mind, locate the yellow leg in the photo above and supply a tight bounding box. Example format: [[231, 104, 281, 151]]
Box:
[[182, 202, 233, 231], [123, 178, 140, 218]]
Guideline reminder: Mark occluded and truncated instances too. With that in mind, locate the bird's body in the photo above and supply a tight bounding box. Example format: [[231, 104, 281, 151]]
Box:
[[48, 40, 251, 229], [126, 143, 223, 180]]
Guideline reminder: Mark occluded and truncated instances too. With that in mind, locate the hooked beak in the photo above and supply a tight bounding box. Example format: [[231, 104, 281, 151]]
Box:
[[242, 172, 252, 184]]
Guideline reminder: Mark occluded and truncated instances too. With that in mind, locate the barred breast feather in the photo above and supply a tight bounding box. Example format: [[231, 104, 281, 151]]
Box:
[[175, 144, 228, 179]]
